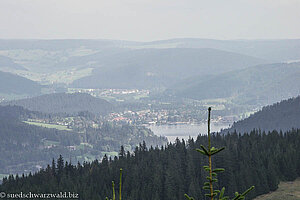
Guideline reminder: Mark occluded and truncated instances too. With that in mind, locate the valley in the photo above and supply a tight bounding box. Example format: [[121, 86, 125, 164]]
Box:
[[0, 39, 300, 200], [1, 0, 300, 197]]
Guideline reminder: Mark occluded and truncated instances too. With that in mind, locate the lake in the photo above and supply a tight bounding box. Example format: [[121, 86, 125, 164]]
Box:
[[148, 123, 231, 142]]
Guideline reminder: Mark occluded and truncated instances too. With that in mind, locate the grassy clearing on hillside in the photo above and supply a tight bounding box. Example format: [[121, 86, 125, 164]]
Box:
[[254, 178, 300, 200], [77, 143, 93, 150], [199, 97, 231, 104], [101, 151, 119, 157], [0, 93, 29, 101], [76, 153, 102, 163], [133, 94, 149, 100], [76, 154, 96, 162], [46, 68, 94, 84], [43, 140, 60, 146], [23, 121, 72, 131], [0, 174, 8, 180]]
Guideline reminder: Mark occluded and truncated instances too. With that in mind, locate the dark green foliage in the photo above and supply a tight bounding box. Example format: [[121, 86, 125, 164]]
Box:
[[170, 62, 300, 106], [186, 108, 254, 200], [0, 105, 166, 176], [1, 127, 300, 199], [0, 105, 80, 175], [223, 95, 300, 134]]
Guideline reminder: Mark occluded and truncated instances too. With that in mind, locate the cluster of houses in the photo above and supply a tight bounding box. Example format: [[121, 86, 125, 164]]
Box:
[[106, 109, 235, 126]]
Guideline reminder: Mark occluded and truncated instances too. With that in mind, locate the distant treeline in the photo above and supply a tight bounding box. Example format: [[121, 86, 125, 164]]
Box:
[[1, 129, 300, 200]]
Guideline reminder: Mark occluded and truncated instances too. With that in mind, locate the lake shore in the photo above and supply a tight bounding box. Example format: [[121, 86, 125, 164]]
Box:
[[147, 123, 231, 142]]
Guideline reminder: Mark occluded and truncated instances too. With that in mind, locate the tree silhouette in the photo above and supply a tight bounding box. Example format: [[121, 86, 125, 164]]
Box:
[[185, 107, 254, 200]]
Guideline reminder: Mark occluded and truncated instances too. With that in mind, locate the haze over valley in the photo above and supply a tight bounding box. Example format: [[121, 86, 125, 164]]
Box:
[[1, 0, 300, 198], [1, 38, 300, 142], [0, 38, 300, 176]]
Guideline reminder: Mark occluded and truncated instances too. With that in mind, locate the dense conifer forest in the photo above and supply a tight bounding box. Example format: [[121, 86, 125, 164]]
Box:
[[1, 129, 300, 200], [223, 96, 300, 134]]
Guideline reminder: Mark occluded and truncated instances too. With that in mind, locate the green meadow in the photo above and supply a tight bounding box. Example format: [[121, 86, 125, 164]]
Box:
[[23, 121, 73, 131]]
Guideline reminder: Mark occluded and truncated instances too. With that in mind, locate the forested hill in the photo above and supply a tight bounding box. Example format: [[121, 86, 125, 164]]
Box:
[[0, 105, 81, 175], [0, 105, 40, 122], [222, 96, 300, 134], [1, 130, 300, 200], [0, 105, 167, 176], [0, 70, 42, 95], [71, 48, 264, 89], [169, 62, 300, 105], [0, 55, 26, 71], [1, 93, 113, 115]]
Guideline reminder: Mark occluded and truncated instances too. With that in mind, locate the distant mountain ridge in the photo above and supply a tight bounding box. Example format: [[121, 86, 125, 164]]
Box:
[[1, 38, 299, 62], [71, 48, 264, 89], [222, 96, 300, 134], [169, 62, 300, 105], [0, 39, 299, 88], [143, 38, 300, 62], [1, 93, 113, 115]]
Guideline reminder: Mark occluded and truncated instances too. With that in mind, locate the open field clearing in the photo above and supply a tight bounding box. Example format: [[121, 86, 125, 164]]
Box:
[[254, 178, 300, 200], [23, 121, 73, 131]]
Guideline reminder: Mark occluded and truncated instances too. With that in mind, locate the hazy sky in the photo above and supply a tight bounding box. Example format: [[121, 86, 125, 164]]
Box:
[[0, 0, 299, 41]]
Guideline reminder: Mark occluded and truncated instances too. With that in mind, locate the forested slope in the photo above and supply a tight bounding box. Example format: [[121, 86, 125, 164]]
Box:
[[71, 48, 264, 89], [1, 130, 300, 200], [169, 62, 300, 105], [0, 105, 80, 174], [222, 96, 300, 134], [0, 105, 167, 175], [0, 71, 42, 95], [2, 93, 113, 115], [0, 55, 26, 70]]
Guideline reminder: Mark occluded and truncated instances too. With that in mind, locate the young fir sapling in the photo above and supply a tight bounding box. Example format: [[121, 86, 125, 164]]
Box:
[[106, 168, 123, 200], [185, 107, 254, 200]]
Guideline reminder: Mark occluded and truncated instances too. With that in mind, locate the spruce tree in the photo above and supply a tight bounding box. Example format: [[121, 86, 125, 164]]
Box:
[[185, 107, 254, 200], [106, 168, 123, 200]]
